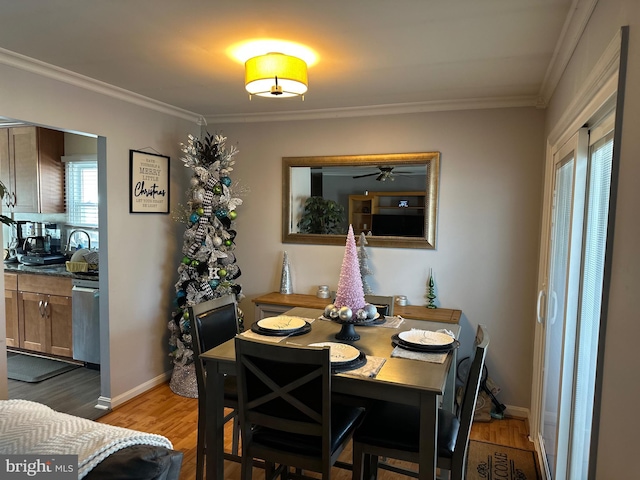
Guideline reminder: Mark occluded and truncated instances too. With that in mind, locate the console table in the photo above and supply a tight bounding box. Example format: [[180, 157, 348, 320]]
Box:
[[252, 292, 461, 324]]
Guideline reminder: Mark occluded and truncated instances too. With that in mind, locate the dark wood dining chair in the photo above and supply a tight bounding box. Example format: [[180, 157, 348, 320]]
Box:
[[234, 337, 365, 480], [364, 295, 394, 316], [352, 324, 489, 480], [189, 294, 241, 480]]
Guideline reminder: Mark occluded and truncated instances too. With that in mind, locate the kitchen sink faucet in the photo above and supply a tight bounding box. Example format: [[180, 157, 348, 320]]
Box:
[[66, 229, 91, 252]]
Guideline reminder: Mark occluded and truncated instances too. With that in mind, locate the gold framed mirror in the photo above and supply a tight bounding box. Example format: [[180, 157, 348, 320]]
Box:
[[282, 152, 440, 248]]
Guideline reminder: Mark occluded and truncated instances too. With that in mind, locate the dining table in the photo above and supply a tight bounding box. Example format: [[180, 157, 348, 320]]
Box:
[[201, 306, 461, 480]]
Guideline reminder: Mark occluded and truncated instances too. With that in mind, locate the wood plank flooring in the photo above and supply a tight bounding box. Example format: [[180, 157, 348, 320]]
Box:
[[98, 382, 535, 480], [7, 357, 103, 420]]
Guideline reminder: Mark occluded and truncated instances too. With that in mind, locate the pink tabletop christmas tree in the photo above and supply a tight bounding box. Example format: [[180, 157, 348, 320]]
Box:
[[333, 225, 367, 313]]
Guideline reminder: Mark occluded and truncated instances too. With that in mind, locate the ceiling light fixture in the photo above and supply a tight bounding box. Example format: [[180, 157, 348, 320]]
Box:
[[245, 52, 308, 99]]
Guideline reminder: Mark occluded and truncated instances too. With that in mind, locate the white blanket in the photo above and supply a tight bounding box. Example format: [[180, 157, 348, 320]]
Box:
[[0, 399, 173, 479]]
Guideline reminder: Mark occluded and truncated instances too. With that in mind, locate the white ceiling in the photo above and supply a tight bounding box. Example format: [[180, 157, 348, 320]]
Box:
[[0, 0, 579, 122]]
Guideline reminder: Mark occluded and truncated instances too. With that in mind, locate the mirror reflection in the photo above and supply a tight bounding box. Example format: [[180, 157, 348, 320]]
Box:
[[282, 152, 440, 248]]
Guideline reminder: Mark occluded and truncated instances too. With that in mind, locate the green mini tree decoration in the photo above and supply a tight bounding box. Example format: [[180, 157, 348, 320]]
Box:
[[426, 269, 437, 309]]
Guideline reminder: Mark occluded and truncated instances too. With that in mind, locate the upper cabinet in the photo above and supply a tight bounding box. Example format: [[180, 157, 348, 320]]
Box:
[[0, 126, 65, 213]]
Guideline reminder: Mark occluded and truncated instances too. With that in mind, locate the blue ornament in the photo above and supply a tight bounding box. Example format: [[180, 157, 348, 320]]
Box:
[[215, 208, 228, 218], [221, 176, 232, 187], [190, 212, 200, 223], [209, 279, 220, 288], [176, 290, 186, 298]]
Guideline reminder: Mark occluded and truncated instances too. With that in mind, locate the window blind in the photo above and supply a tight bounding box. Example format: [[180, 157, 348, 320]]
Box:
[[568, 124, 614, 480], [65, 160, 98, 227]]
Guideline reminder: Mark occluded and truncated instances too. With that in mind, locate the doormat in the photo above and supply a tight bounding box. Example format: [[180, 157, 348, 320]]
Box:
[[466, 441, 540, 480], [7, 353, 81, 383]]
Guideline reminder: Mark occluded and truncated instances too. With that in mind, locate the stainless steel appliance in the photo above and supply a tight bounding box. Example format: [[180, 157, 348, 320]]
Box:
[[72, 277, 100, 365]]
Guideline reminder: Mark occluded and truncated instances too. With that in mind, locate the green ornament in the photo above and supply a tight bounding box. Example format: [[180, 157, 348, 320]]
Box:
[[190, 260, 200, 267], [196, 207, 204, 216], [181, 256, 191, 265], [213, 184, 222, 194], [224, 239, 232, 247], [218, 268, 228, 278], [228, 210, 237, 220]]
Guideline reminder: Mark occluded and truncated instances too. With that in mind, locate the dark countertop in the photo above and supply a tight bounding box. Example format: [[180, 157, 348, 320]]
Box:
[[3, 262, 71, 277]]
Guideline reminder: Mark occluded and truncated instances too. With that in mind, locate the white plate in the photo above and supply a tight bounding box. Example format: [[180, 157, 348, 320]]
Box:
[[257, 315, 307, 332], [398, 329, 454, 346], [308, 342, 360, 363]]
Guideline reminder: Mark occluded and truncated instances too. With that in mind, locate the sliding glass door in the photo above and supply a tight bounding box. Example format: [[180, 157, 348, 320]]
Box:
[[539, 130, 588, 479], [537, 112, 614, 479]]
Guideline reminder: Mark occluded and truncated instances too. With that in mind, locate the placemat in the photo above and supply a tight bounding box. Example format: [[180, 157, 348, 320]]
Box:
[[391, 346, 448, 364], [341, 356, 386, 378], [239, 330, 288, 343], [371, 315, 405, 328]]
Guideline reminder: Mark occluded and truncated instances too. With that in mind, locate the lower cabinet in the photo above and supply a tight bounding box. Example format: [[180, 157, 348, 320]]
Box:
[[15, 274, 73, 358], [20, 291, 73, 357]]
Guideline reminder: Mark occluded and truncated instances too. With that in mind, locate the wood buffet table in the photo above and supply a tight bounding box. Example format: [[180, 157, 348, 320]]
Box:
[[252, 292, 461, 324], [202, 306, 462, 480]]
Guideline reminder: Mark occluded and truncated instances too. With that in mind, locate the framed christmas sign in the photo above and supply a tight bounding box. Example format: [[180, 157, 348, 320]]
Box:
[[129, 149, 170, 213]]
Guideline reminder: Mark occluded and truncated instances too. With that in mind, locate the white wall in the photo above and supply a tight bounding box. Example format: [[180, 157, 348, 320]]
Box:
[[0, 60, 197, 404], [213, 107, 545, 409], [545, 0, 640, 476]]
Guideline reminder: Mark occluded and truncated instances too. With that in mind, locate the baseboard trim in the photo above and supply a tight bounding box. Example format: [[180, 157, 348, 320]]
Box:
[[109, 370, 172, 409], [95, 396, 111, 410], [504, 405, 529, 419]]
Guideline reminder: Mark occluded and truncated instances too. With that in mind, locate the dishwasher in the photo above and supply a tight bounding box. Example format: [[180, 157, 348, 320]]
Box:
[[72, 277, 100, 365]]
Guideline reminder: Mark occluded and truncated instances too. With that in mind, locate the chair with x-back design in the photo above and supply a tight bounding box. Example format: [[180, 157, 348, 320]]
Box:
[[234, 337, 365, 480]]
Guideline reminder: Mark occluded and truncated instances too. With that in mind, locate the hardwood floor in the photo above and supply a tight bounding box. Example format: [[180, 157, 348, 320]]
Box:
[[98, 382, 535, 480], [7, 353, 103, 420]]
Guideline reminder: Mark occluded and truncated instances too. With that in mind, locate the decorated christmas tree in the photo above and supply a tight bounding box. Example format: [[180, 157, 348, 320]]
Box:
[[168, 132, 245, 397], [357, 232, 373, 295]]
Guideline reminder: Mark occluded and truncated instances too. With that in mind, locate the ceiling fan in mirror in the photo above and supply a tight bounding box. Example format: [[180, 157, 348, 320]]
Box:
[[352, 166, 410, 182]]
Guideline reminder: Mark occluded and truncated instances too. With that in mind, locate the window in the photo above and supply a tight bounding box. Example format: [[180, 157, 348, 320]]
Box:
[[65, 157, 98, 227]]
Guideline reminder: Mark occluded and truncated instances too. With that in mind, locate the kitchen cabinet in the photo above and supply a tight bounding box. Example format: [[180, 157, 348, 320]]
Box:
[[0, 126, 65, 213], [4, 273, 19, 347], [17, 274, 72, 357]]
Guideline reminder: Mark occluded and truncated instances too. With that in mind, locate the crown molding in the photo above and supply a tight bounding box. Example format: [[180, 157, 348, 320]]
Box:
[[0, 47, 201, 123], [0, 45, 542, 127], [548, 28, 621, 146], [204, 95, 540, 124], [538, 0, 599, 104]]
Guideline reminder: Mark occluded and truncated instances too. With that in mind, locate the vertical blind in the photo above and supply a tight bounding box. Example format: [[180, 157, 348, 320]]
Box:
[[65, 160, 98, 227]]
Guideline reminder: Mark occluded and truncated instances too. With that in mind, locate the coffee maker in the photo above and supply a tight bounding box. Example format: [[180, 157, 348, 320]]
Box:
[[17, 221, 66, 265]]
